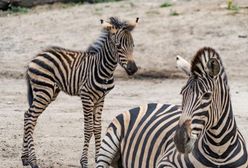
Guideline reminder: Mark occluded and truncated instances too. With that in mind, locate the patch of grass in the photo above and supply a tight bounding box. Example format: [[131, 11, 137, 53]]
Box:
[[229, 4, 240, 13], [68, 0, 84, 3], [94, 7, 103, 14], [9, 6, 29, 13], [227, 0, 240, 13], [95, 7, 102, 11], [129, 2, 135, 8], [169, 10, 179, 16], [227, 0, 233, 10], [146, 10, 160, 16], [160, 2, 173, 8], [59, 2, 81, 9]]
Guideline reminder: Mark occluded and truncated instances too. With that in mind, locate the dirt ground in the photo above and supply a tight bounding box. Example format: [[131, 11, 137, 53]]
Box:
[[0, 0, 248, 167]]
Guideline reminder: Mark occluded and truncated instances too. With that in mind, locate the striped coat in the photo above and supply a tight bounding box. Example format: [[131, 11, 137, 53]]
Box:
[[97, 47, 248, 168], [21, 17, 139, 168]]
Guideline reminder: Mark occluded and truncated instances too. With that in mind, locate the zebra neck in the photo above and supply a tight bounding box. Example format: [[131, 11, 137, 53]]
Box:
[[201, 96, 238, 159], [87, 32, 118, 79], [98, 38, 118, 78]]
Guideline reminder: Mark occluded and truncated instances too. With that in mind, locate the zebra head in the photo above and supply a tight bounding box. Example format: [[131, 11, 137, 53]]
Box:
[[174, 47, 225, 154], [101, 17, 139, 76]]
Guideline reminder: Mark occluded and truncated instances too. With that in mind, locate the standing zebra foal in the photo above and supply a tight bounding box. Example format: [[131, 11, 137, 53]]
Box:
[[96, 47, 248, 168], [22, 17, 139, 168]]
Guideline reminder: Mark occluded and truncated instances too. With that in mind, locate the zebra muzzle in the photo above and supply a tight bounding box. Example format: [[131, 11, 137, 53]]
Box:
[[174, 120, 194, 153], [125, 61, 138, 76]]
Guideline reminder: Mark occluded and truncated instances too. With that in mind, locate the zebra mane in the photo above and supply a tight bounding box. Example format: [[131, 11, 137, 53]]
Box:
[[191, 47, 222, 75], [43, 46, 81, 53], [86, 31, 109, 53], [109, 17, 128, 29], [87, 17, 127, 53]]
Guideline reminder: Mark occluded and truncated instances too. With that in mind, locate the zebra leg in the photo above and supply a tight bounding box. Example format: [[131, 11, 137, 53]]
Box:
[[80, 95, 94, 168], [21, 91, 54, 168], [93, 98, 104, 162], [96, 118, 122, 168], [21, 111, 31, 166], [22, 110, 40, 168]]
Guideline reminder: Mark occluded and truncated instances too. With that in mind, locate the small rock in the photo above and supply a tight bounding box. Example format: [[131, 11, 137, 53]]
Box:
[[238, 35, 247, 38]]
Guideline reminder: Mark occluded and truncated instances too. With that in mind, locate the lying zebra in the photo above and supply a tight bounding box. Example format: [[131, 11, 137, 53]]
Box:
[[96, 47, 248, 168]]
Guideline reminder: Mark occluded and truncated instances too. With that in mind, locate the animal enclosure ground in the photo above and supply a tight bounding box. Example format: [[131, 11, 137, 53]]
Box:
[[0, 0, 248, 167], [1, 78, 248, 167]]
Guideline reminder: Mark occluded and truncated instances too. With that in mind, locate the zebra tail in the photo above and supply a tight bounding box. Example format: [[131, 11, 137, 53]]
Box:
[[26, 75, 33, 107]]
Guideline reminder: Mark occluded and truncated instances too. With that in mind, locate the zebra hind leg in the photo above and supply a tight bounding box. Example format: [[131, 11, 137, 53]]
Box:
[[21, 91, 53, 168]]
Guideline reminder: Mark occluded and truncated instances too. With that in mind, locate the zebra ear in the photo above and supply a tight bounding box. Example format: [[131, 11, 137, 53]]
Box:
[[176, 55, 191, 76], [207, 58, 220, 77], [125, 17, 139, 31], [100, 19, 117, 34]]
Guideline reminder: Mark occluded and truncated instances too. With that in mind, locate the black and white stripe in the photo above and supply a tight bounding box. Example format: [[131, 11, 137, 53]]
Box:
[[97, 47, 248, 168], [97, 103, 181, 168], [21, 17, 139, 168]]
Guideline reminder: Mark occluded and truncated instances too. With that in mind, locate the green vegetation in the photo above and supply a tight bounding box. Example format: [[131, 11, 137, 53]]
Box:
[[226, 0, 240, 14], [146, 10, 160, 16], [9, 6, 29, 13], [160, 2, 173, 8], [59, 2, 80, 8], [228, 4, 240, 13], [227, 0, 233, 10], [3, 0, 122, 14], [79, 0, 121, 3], [169, 10, 179, 16], [93, 7, 103, 15], [61, 0, 120, 3]]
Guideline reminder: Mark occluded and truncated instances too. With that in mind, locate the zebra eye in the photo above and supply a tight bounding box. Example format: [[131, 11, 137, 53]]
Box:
[[202, 92, 212, 100]]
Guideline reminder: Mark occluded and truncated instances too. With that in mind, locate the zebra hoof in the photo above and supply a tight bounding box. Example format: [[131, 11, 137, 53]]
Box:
[[80, 162, 88, 168], [21, 158, 29, 166], [30, 163, 39, 168], [21, 158, 39, 168]]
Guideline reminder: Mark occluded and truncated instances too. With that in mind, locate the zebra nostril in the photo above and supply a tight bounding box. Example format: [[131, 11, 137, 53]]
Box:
[[176, 56, 179, 60]]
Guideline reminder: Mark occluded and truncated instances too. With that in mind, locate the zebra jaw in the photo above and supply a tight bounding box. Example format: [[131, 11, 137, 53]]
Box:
[[174, 120, 198, 154], [184, 134, 197, 153]]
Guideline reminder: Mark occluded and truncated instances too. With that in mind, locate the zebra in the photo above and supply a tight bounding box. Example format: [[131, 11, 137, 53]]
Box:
[[21, 17, 139, 168], [96, 47, 248, 168]]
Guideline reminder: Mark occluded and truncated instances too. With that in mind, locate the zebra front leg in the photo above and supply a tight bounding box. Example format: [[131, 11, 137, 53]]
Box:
[[93, 98, 105, 162], [96, 117, 122, 168], [80, 95, 94, 168]]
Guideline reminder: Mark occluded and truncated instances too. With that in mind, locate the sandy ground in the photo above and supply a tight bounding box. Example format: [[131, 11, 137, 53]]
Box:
[[0, 0, 248, 167]]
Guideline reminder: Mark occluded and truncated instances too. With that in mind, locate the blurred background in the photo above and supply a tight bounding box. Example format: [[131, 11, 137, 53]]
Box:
[[0, 0, 247, 167]]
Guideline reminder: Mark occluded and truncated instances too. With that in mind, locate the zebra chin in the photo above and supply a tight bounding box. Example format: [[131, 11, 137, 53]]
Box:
[[174, 120, 197, 154]]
